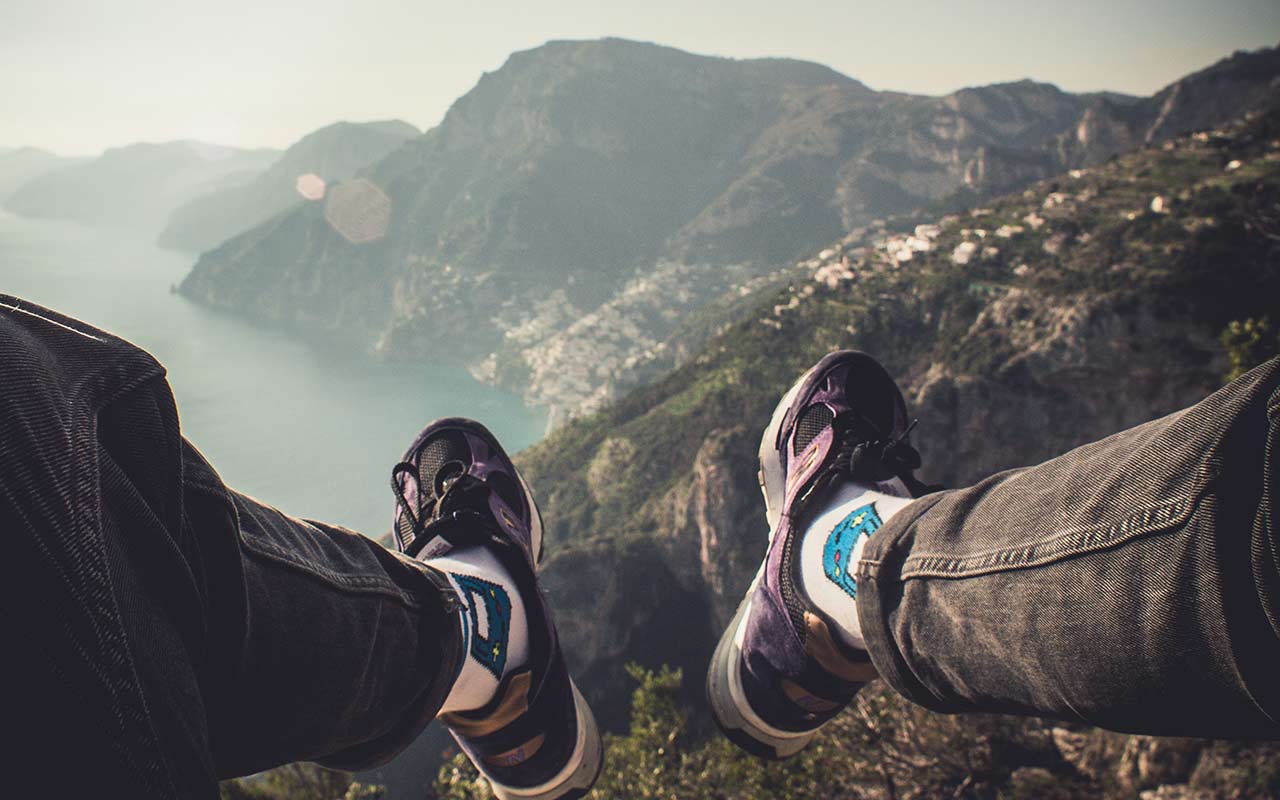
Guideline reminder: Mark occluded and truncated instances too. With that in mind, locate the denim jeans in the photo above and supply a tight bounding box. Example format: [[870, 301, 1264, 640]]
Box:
[[1, 296, 460, 798], [3, 295, 1277, 797], [857, 356, 1280, 738]]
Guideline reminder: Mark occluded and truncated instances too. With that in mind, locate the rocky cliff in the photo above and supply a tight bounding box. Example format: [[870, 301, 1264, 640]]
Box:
[[179, 41, 1280, 428]]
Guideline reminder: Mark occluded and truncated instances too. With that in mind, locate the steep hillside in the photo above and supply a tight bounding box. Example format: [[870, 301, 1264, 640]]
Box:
[[4, 141, 279, 235], [179, 41, 1280, 426], [512, 108, 1280, 745], [157, 120, 418, 252]]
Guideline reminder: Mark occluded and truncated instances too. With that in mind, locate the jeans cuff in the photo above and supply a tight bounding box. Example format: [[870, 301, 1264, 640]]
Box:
[[855, 493, 957, 713], [317, 561, 465, 770]]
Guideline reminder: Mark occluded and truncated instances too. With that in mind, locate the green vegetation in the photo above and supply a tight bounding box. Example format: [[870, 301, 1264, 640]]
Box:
[[436, 667, 1280, 800], [219, 765, 383, 800], [1221, 317, 1280, 381]]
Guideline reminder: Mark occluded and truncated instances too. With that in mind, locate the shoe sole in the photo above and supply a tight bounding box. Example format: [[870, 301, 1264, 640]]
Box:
[[705, 568, 819, 760], [418, 417, 547, 566], [486, 680, 603, 800], [757, 363, 812, 535]]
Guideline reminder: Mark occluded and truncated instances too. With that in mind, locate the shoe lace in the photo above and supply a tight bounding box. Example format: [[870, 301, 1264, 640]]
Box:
[[391, 462, 497, 557], [796, 410, 925, 513], [834, 410, 922, 478]]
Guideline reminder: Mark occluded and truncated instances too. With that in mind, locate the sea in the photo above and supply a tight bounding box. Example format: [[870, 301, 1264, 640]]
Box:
[[0, 210, 545, 535]]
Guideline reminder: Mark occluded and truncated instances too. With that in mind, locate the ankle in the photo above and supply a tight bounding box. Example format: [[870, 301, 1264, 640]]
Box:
[[427, 545, 529, 714], [797, 481, 912, 651]]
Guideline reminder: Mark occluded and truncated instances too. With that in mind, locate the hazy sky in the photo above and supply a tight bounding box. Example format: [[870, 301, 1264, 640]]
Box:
[[3, 0, 1278, 155]]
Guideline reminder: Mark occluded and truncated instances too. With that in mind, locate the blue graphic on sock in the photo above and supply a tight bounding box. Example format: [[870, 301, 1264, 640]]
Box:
[[451, 573, 512, 679], [822, 502, 883, 600]]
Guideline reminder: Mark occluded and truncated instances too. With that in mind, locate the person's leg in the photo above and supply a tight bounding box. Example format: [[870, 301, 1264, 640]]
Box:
[[1, 296, 459, 795], [857, 356, 1280, 738], [711, 350, 1280, 761], [196, 475, 461, 776]]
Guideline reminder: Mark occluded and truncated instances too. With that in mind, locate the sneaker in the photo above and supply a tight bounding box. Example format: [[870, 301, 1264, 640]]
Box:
[[391, 418, 603, 799], [706, 351, 928, 759]]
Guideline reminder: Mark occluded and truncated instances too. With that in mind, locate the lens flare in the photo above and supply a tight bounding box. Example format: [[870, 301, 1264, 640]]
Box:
[[296, 173, 326, 201], [323, 178, 391, 244]]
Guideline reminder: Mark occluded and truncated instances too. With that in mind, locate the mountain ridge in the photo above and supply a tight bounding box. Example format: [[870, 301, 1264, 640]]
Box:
[[178, 40, 1280, 428], [0, 146, 86, 202], [4, 140, 280, 235]]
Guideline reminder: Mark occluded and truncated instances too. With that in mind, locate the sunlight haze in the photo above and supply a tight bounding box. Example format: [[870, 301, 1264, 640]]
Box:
[[2, 0, 1279, 154]]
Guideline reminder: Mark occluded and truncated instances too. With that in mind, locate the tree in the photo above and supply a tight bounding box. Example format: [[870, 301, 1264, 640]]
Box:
[[1221, 316, 1279, 382]]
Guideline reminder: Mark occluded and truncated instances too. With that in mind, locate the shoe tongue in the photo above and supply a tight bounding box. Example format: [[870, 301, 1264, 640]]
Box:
[[832, 408, 883, 442], [416, 432, 472, 503], [435, 473, 490, 517], [433, 461, 466, 498], [842, 364, 898, 436]]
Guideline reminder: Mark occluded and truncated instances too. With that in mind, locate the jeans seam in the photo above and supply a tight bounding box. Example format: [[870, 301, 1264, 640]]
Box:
[[239, 535, 424, 610], [1256, 383, 1280, 639], [897, 496, 1194, 579]]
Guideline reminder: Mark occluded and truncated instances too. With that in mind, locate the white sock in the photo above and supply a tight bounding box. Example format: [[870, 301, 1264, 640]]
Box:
[[797, 479, 913, 651], [427, 546, 529, 714]]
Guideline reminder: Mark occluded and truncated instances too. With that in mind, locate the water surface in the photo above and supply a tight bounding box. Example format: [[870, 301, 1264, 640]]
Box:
[[0, 211, 546, 537]]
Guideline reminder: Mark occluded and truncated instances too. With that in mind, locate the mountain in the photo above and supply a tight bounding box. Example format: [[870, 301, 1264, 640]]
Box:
[[0, 147, 86, 202], [469, 109, 1278, 798], [4, 141, 279, 235], [157, 120, 419, 252], [227, 106, 1280, 800], [179, 40, 1280, 428]]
